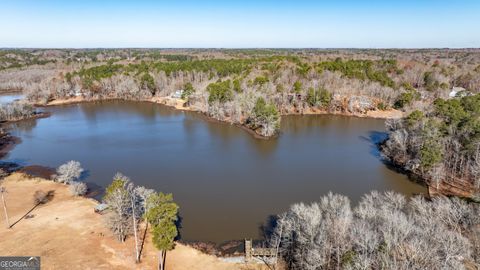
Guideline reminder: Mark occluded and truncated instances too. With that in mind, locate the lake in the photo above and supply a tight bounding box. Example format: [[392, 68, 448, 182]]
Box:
[[0, 93, 24, 104], [3, 100, 425, 243]]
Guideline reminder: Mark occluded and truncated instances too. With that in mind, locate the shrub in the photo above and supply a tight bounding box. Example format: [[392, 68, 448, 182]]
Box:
[[276, 84, 284, 93], [56, 160, 84, 185], [306, 87, 332, 108], [377, 102, 387, 111], [253, 76, 269, 87], [69, 182, 88, 196], [233, 79, 242, 93], [293, 81, 303, 93], [181, 82, 195, 99], [400, 82, 416, 91], [406, 110, 424, 126], [394, 90, 419, 109], [318, 88, 332, 107]]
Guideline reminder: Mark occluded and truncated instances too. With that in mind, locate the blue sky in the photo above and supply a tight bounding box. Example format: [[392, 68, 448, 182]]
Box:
[[1, 0, 479, 48]]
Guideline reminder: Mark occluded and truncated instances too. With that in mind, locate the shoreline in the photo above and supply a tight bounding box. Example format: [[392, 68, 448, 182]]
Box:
[[0, 96, 413, 247], [0, 166, 255, 256], [42, 96, 403, 138], [0, 111, 51, 166], [0, 173, 258, 269], [283, 107, 403, 119], [2, 170, 262, 257], [0, 133, 20, 160], [1, 111, 51, 123], [44, 96, 403, 119], [0, 98, 428, 248]]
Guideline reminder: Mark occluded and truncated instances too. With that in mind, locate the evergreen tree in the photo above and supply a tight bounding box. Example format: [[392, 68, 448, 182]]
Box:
[[146, 192, 179, 270], [181, 82, 195, 100]]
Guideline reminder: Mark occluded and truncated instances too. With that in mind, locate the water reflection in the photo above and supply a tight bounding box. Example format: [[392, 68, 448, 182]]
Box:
[[6, 118, 38, 134], [360, 131, 389, 159]]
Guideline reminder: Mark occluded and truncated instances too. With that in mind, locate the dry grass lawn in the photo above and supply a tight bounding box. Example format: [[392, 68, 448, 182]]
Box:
[[0, 173, 266, 270]]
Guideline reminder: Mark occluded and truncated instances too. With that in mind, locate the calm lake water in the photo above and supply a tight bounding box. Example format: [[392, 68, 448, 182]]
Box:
[[3, 100, 425, 242], [0, 93, 24, 104]]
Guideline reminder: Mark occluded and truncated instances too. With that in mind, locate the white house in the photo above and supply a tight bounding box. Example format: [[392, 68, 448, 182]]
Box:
[[171, 90, 184, 99], [449, 87, 466, 98], [68, 89, 82, 97]]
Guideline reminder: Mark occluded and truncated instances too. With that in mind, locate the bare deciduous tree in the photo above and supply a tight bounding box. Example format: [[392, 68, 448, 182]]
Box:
[[55, 160, 83, 185], [103, 173, 132, 242], [272, 191, 480, 269], [69, 181, 87, 196]]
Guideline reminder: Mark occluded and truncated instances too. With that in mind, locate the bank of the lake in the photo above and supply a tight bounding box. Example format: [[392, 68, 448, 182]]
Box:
[[2, 99, 425, 243], [0, 173, 262, 270], [43, 96, 403, 139]]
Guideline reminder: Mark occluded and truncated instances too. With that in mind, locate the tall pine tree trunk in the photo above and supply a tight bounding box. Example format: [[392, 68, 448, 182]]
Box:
[[158, 250, 165, 270]]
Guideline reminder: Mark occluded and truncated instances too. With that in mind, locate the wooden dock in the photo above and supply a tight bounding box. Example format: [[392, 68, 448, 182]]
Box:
[[245, 239, 277, 262]]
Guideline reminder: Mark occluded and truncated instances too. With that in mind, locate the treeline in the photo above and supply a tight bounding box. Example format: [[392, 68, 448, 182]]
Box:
[[11, 49, 480, 137], [269, 191, 480, 269], [23, 57, 403, 137], [382, 93, 480, 199], [0, 50, 57, 70], [70, 57, 400, 89]]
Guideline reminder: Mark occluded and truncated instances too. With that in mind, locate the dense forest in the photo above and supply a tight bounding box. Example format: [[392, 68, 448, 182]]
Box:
[[1, 49, 480, 269], [269, 191, 480, 269], [2, 48, 480, 195], [1, 49, 480, 137], [382, 94, 480, 199]]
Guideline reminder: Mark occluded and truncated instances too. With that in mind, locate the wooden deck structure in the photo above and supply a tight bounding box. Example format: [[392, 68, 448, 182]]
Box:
[[245, 239, 277, 262]]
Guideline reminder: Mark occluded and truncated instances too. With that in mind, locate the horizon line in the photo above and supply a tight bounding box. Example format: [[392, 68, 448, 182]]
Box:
[[2, 47, 480, 50]]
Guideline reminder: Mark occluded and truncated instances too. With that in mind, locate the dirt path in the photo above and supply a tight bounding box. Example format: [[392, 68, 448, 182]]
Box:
[[0, 173, 265, 270]]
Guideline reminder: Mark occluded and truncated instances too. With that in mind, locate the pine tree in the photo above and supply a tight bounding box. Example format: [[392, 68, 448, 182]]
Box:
[[146, 192, 179, 270]]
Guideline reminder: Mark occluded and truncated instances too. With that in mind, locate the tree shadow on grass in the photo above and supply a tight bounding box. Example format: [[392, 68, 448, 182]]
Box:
[[9, 190, 55, 228]]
